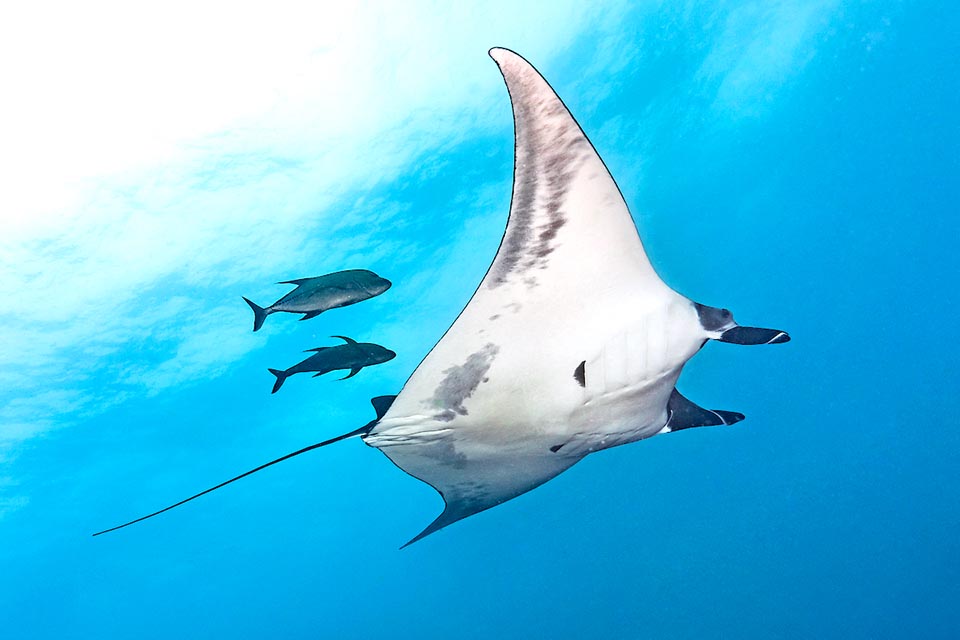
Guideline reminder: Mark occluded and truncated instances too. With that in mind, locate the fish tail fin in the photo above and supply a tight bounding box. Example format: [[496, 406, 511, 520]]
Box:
[[268, 368, 287, 393], [242, 297, 268, 332]]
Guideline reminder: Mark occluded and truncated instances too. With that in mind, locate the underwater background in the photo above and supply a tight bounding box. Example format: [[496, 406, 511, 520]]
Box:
[[1, 1, 957, 638]]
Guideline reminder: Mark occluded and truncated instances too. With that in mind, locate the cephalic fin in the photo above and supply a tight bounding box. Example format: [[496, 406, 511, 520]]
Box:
[[665, 388, 744, 432]]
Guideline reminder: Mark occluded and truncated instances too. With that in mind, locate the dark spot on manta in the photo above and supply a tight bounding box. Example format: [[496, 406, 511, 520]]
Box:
[[573, 360, 586, 387], [694, 302, 733, 332], [431, 343, 500, 421], [538, 218, 564, 243]]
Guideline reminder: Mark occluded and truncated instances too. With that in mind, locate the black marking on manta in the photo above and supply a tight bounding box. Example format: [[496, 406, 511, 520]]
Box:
[[94, 48, 790, 547], [573, 360, 586, 387]]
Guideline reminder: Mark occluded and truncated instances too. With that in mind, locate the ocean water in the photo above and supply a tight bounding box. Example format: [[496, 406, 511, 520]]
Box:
[[1, 2, 957, 638]]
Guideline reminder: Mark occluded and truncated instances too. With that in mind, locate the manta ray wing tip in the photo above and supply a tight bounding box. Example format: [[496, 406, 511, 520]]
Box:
[[488, 47, 524, 66]]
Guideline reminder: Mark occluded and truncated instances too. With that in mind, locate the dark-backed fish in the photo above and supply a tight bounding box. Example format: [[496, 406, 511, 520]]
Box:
[[268, 336, 395, 393], [243, 269, 391, 331]]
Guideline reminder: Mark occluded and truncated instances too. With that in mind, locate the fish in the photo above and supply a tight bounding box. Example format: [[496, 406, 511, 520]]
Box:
[[93, 48, 789, 545], [268, 336, 396, 393], [243, 269, 391, 332]]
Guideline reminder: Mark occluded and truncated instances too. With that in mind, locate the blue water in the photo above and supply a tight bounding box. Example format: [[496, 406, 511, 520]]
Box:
[[2, 2, 958, 638]]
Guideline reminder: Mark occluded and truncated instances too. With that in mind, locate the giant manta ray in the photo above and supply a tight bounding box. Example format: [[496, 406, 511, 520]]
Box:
[[95, 48, 789, 546]]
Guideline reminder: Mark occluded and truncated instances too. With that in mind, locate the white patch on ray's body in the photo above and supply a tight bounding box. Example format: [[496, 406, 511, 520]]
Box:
[[364, 48, 711, 544]]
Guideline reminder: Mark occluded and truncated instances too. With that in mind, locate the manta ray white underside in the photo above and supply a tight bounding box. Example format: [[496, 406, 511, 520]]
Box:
[[95, 48, 787, 545], [364, 48, 787, 546]]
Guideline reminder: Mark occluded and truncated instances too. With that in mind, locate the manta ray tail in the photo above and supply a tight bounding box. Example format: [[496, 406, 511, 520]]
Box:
[[268, 368, 288, 394], [92, 396, 397, 537], [243, 297, 269, 332]]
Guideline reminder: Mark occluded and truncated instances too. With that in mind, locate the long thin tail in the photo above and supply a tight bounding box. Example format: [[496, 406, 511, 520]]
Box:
[[92, 425, 372, 537], [242, 297, 269, 332], [268, 368, 287, 394]]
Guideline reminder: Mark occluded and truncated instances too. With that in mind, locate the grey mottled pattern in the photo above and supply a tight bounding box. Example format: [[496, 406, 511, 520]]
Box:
[[414, 439, 468, 470], [488, 65, 592, 289], [430, 343, 500, 421]]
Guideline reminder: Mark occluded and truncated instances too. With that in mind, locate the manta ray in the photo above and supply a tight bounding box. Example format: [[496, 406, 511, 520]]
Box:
[[94, 48, 788, 545]]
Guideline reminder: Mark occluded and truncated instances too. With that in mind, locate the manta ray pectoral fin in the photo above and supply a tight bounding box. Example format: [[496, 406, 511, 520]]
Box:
[[299, 311, 322, 321], [716, 326, 790, 345], [665, 388, 744, 432], [401, 503, 468, 549], [390, 452, 584, 549], [339, 367, 363, 380]]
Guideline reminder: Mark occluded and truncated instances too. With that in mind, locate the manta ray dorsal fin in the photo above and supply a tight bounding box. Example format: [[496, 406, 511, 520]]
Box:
[[370, 395, 397, 420]]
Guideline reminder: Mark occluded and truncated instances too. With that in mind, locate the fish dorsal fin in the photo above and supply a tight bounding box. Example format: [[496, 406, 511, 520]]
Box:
[[332, 335, 358, 345], [277, 278, 313, 286], [370, 395, 397, 420], [304, 346, 329, 352]]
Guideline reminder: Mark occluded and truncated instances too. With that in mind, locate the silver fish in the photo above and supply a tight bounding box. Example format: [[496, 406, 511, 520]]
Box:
[[243, 269, 391, 331], [268, 336, 396, 393]]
